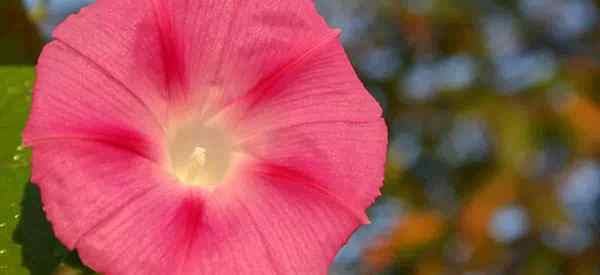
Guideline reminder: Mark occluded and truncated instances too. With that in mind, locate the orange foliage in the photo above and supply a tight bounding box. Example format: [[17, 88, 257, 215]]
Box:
[[414, 256, 446, 275], [459, 175, 518, 248], [562, 95, 600, 154], [364, 211, 445, 271]]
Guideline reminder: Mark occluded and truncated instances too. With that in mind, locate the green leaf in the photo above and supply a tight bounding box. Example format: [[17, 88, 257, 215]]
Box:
[[0, 67, 95, 275], [0, 66, 37, 275]]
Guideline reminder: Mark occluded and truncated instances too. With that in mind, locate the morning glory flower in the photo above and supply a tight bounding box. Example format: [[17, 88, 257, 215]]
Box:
[[23, 0, 387, 274]]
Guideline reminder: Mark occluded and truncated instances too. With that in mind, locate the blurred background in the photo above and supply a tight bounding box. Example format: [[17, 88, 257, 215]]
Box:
[[1, 0, 599, 274]]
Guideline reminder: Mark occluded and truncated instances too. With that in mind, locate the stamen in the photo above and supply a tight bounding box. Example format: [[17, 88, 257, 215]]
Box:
[[167, 122, 236, 188], [181, 146, 208, 185]]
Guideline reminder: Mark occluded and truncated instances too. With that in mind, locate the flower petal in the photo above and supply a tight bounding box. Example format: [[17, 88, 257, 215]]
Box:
[[180, 174, 361, 275], [51, 0, 170, 119], [23, 41, 165, 162], [226, 37, 388, 214], [244, 120, 388, 219], [170, 0, 335, 102], [76, 182, 204, 275], [52, 0, 337, 116], [82, 164, 362, 275], [30, 140, 176, 250], [227, 35, 383, 132], [34, 141, 362, 274]]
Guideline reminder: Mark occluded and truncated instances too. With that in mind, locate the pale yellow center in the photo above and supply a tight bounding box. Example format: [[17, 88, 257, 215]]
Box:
[[167, 122, 236, 187]]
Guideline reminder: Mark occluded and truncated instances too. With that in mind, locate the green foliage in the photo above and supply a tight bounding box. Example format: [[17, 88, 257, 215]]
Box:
[[0, 67, 94, 275], [0, 66, 37, 275]]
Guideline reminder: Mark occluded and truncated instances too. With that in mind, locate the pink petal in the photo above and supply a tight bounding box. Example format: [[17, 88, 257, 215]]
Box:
[[227, 37, 388, 214], [220, 33, 383, 132], [31, 140, 208, 275], [23, 42, 165, 161], [30, 140, 172, 250], [77, 161, 361, 275], [76, 179, 204, 275], [182, 169, 362, 275], [244, 120, 387, 218], [33, 140, 363, 275], [50, 0, 170, 120], [171, 0, 335, 105], [52, 0, 337, 117]]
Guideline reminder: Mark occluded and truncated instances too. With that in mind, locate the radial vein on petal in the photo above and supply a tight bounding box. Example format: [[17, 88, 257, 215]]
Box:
[[233, 193, 285, 275], [73, 175, 163, 249], [25, 135, 159, 165], [244, 153, 371, 224], [53, 39, 167, 134], [206, 29, 342, 123], [236, 119, 384, 147]]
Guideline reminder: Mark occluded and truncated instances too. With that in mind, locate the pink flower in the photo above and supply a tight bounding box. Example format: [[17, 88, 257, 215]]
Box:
[[23, 0, 387, 274]]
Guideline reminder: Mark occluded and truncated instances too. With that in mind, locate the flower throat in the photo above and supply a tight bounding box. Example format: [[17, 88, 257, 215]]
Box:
[[167, 122, 235, 188]]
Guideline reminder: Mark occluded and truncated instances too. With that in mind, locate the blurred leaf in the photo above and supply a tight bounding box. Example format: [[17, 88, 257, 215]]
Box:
[[0, 0, 43, 65], [365, 211, 446, 271], [414, 255, 445, 275], [561, 94, 600, 155], [389, 211, 446, 250], [0, 66, 35, 275], [0, 67, 94, 275], [459, 173, 518, 250]]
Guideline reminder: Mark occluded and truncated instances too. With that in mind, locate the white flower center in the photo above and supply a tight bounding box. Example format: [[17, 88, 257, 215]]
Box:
[[167, 122, 236, 188]]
